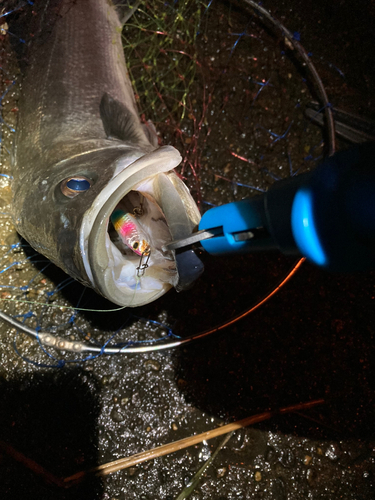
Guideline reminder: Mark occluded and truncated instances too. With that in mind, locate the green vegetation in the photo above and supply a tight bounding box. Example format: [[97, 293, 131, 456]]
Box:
[[122, 0, 208, 123]]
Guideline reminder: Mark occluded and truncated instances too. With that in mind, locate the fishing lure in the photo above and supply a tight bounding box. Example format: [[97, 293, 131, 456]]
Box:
[[111, 209, 150, 257]]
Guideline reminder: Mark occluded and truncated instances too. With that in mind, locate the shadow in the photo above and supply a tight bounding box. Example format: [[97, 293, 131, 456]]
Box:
[[136, 251, 299, 336], [0, 369, 103, 500], [174, 262, 375, 441], [21, 236, 300, 339]]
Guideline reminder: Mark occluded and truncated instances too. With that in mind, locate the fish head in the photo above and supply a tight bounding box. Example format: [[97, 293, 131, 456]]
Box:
[[80, 146, 203, 307]]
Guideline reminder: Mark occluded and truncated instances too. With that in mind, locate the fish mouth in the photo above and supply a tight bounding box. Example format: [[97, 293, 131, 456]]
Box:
[[80, 146, 202, 307]]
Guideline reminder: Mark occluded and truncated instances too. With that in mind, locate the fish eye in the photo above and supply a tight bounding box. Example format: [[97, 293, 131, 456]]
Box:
[[133, 241, 139, 249]]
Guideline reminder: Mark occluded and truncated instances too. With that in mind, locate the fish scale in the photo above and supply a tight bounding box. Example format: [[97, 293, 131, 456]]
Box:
[[15, 0, 150, 171]]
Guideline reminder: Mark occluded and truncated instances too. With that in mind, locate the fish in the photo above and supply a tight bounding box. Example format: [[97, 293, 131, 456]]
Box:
[[8, 0, 204, 307]]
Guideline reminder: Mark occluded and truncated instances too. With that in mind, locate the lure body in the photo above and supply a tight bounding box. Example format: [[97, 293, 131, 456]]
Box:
[[111, 209, 150, 256]]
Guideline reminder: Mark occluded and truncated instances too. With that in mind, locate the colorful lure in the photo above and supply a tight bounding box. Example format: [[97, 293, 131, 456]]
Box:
[[111, 209, 150, 256]]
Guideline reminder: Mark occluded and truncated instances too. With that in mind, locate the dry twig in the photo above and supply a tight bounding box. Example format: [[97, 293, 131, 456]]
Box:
[[64, 398, 324, 485]]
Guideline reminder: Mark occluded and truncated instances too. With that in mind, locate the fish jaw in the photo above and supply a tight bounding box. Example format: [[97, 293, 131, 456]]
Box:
[[12, 144, 197, 307], [80, 146, 199, 307]]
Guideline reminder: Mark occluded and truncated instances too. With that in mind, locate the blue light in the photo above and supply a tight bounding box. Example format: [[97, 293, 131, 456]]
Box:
[[291, 189, 327, 266]]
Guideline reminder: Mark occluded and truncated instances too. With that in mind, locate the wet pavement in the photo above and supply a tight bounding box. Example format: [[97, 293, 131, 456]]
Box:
[[0, 1, 375, 499]]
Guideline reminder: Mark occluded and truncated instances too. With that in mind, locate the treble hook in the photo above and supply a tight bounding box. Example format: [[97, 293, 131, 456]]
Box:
[[136, 249, 151, 278]]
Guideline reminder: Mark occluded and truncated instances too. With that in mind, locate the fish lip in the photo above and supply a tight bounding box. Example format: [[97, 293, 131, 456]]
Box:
[[153, 173, 203, 291], [80, 146, 182, 307], [174, 249, 205, 291]]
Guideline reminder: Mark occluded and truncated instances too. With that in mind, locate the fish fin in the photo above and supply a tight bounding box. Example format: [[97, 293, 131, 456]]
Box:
[[100, 93, 151, 148], [110, 0, 142, 25], [142, 120, 160, 148]]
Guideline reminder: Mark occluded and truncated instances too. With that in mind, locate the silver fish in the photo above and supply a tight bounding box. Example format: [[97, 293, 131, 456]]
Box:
[[9, 0, 203, 306]]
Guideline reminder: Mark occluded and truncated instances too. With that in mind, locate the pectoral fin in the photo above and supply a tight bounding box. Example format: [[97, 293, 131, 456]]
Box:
[[142, 120, 159, 148], [100, 93, 152, 149]]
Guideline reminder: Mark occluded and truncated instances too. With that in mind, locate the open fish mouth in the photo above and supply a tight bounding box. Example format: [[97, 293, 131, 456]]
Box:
[[81, 147, 202, 307]]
